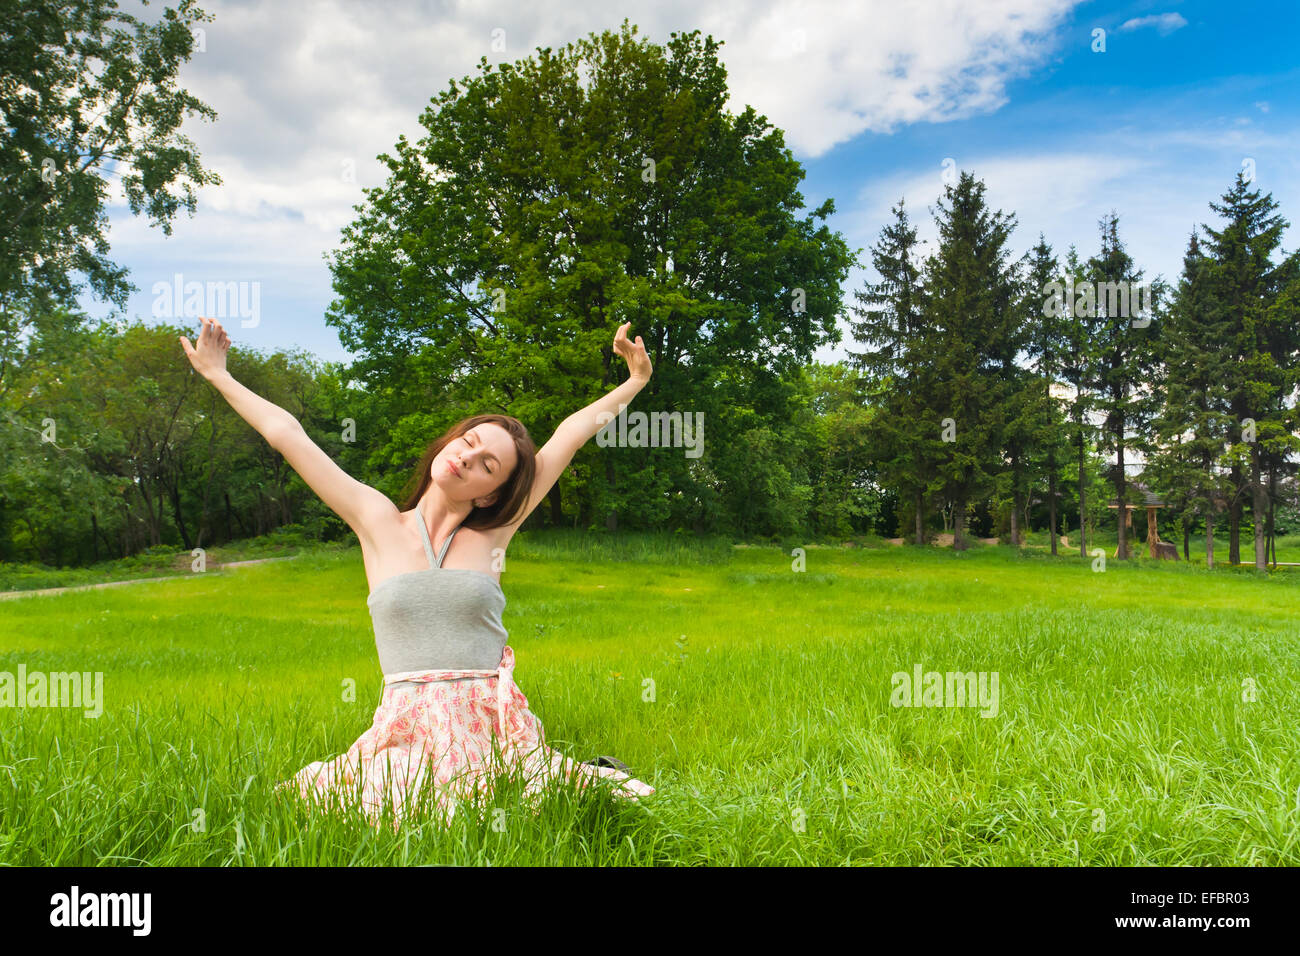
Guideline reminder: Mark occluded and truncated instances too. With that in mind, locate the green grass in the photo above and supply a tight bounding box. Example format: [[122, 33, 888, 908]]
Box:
[[0, 524, 351, 592], [1016, 528, 1300, 564], [2, 531, 1298, 864]]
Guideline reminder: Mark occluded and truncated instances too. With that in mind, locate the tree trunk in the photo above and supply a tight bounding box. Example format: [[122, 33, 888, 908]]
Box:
[[226, 491, 248, 540], [548, 481, 563, 527], [1252, 446, 1266, 571], [1228, 464, 1241, 565], [1266, 466, 1277, 569], [604, 455, 617, 532], [134, 475, 161, 548], [1205, 511, 1215, 570], [1048, 462, 1058, 556], [1010, 484, 1021, 548], [1115, 439, 1128, 560], [1267, 499, 1276, 568], [953, 498, 967, 551], [197, 408, 219, 550], [1182, 516, 1189, 561], [914, 488, 924, 546], [170, 482, 191, 550], [1077, 431, 1087, 559], [22, 516, 45, 565], [94, 510, 117, 560]]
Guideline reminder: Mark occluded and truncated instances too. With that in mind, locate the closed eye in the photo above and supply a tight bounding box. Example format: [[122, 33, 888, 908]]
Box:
[[467, 433, 494, 474]]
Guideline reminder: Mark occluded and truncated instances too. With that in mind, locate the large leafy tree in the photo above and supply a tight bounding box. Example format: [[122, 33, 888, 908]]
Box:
[[0, 0, 220, 394], [324, 20, 854, 532], [0, 314, 357, 564], [797, 362, 883, 538], [1, 0, 218, 562]]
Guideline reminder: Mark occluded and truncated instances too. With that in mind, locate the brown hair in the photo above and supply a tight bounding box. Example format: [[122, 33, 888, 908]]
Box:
[[400, 414, 538, 529]]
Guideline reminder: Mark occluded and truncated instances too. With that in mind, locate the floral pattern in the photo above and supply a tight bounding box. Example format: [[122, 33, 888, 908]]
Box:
[[276, 645, 653, 829]]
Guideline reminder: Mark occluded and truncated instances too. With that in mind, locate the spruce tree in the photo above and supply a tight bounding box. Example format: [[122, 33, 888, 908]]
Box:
[[921, 171, 1020, 551], [993, 243, 1042, 549], [848, 199, 939, 545], [1199, 172, 1292, 567], [1058, 246, 1097, 558], [1262, 252, 1300, 566], [1086, 212, 1161, 560], [1150, 229, 1232, 567], [1023, 235, 1070, 555]]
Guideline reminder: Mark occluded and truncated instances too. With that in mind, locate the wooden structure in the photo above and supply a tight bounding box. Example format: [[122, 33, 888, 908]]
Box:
[[1107, 482, 1176, 560]]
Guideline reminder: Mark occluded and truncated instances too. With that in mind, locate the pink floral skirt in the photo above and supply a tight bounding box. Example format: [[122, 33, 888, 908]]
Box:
[[276, 645, 654, 829]]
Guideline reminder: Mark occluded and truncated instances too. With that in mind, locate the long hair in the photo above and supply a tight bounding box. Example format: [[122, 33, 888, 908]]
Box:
[[399, 414, 537, 530]]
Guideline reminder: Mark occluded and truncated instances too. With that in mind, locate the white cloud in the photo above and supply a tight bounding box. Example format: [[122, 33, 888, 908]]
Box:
[[1117, 13, 1188, 35], [711, 0, 1081, 154], [94, 0, 1086, 358]]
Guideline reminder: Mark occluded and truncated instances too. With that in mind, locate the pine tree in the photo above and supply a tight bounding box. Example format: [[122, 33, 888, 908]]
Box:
[[1086, 211, 1161, 560], [992, 240, 1045, 549], [921, 171, 1020, 551], [1022, 234, 1070, 555], [1199, 172, 1292, 568], [1258, 249, 1300, 566], [849, 198, 940, 545], [1149, 229, 1232, 567], [1058, 246, 1097, 558]]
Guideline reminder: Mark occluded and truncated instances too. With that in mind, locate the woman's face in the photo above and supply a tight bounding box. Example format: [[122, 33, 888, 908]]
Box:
[[434, 424, 518, 506]]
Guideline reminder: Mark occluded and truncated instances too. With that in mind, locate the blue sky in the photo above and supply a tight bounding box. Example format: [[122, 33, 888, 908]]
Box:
[[82, 0, 1300, 370]]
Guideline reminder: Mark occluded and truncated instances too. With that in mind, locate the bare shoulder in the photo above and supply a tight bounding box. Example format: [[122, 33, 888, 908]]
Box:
[[359, 508, 518, 589]]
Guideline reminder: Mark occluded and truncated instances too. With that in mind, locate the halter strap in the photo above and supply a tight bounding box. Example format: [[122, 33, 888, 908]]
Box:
[[418, 516, 461, 569]]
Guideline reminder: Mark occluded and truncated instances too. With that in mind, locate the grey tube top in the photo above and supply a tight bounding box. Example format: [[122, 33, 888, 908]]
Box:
[[366, 517, 508, 674]]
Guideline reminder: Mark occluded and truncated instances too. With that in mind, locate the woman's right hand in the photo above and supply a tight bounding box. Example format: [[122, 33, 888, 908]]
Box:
[[179, 316, 231, 380]]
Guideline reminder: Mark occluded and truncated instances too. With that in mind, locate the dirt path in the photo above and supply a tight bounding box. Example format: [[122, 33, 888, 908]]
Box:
[[0, 556, 300, 601]]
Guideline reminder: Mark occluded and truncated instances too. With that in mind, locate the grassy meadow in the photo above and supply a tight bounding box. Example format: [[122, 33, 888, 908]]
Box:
[[2, 530, 1299, 865]]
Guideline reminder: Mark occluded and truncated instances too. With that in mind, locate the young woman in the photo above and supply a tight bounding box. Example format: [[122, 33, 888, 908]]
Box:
[[180, 316, 655, 828]]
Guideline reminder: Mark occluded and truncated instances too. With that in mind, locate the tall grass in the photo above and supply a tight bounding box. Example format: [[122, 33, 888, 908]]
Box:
[[2, 531, 1297, 864]]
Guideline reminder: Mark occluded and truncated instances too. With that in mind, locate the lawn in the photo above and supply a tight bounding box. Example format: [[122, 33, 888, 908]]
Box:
[[2, 531, 1298, 864]]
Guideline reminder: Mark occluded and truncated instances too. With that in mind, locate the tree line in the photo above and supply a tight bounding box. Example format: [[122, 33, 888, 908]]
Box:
[[852, 169, 1299, 569], [3, 14, 1297, 570]]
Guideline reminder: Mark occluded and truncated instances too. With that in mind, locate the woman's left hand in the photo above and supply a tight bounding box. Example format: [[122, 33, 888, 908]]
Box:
[[613, 321, 652, 382]]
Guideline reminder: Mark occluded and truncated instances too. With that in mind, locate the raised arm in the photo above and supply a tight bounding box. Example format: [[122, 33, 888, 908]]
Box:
[[180, 316, 393, 539], [512, 322, 653, 527]]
